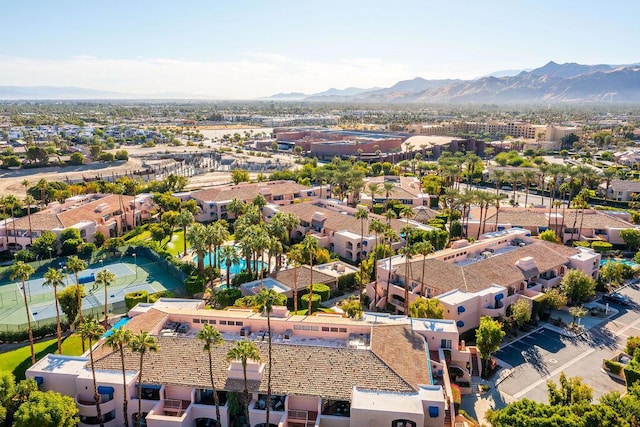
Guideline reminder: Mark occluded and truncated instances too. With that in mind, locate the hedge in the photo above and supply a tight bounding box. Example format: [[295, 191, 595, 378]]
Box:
[[592, 241, 613, 253], [372, 204, 384, 215], [604, 359, 623, 375], [185, 275, 204, 295], [125, 290, 149, 310], [149, 290, 175, 303], [625, 364, 640, 390], [0, 320, 69, 343], [301, 293, 321, 312], [337, 273, 356, 291], [307, 283, 330, 302]]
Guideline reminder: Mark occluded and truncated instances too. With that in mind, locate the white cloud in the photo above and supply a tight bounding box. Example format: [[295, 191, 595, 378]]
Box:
[[0, 55, 417, 98]]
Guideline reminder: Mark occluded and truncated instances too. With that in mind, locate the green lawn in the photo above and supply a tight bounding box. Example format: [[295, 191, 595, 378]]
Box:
[[0, 334, 87, 380], [127, 230, 188, 257]]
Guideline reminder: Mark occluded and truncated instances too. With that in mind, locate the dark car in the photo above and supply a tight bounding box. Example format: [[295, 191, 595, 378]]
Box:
[[602, 292, 630, 306]]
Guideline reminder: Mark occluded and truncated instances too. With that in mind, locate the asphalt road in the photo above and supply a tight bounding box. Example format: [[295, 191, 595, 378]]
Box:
[[495, 285, 640, 403]]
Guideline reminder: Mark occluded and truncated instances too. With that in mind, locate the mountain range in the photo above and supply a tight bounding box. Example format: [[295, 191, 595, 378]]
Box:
[[270, 61, 640, 103]]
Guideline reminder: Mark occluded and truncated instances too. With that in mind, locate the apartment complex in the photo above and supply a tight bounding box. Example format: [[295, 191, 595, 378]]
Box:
[[369, 228, 601, 331], [0, 193, 155, 253], [466, 207, 636, 245], [27, 299, 464, 427], [360, 176, 431, 207], [183, 180, 327, 222], [264, 199, 435, 263]]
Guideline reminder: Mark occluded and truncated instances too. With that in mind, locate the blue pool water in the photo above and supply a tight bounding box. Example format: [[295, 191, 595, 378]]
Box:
[[601, 259, 639, 268], [103, 317, 131, 338], [194, 248, 264, 275]]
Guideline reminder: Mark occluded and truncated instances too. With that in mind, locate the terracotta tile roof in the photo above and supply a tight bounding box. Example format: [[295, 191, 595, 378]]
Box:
[[609, 180, 640, 192], [192, 181, 309, 203], [56, 194, 133, 228], [124, 309, 168, 334], [9, 214, 63, 231], [483, 208, 634, 230], [270, 266, 337, 288], [409, 240, 579, 294], [93, 324, 426, 400], [277, 202, 408, 236]]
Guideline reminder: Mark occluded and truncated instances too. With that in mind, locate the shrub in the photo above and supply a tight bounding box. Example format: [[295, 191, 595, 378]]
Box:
[[604, 359, 623, 375], [450, 383, 461, 411], [307, 283, 331, 302], [337, 272, 356, 290], [573, 241, 591, 248], [231, 271, 256, 287], [185, 275, 204, 295], [148, 290, 174, 303], [98, 152, 116, 162], [591, 241, 613, 253], [626, 336, 640, 356], [216, 288, 242, 308], [14, 249, 35, 263], [301, 293, 321, 312], [125, 290, 149, 309], [372, 204, 384, 215]]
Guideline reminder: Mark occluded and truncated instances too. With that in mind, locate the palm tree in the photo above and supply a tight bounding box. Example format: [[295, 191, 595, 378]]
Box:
[[43, 267, 66, 354], [104, 327, 133, 427], [301, 234, 318, 314], [176, 209, 195, 257], [5, 195, 21, 249], [602, 167, 617, 200], [196, 324, 224, 425], [12, 261, 36, 365], [367, 182, 380, 206], [187, 223, 208, 278], [492, 169, 506, 194], [254, 288, 279, 427], [383, 228, 399, 307], [287, 245, 303, 313], [354, 206, 369, 301], [368, 218, 385, 279], [23, 194, 37, 246], [36, 178, 48, 207], [226, 340, 260, 427], [383, 209, 397, 229], [509, 170, 523, 203], [67, 255, 88, 351], [522, 170, 536, 207], [382, 181, 395, 210], [212, 220, 230, 270], [129, 331, 159, 427], [493, 193, 508, 231], [96, 269, 116, 327], [414, 241, 434, 298], [457, 190, 475, 238], [227, 198, 246, 219], [219, 245, 240, 287], [78, 318, 106, 427], [399, 240, 415, 314]]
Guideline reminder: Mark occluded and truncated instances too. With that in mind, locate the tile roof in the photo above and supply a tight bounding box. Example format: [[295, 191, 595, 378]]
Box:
[[9, 214, 63, 231], [93, 324, 426, 401], [191, 181, 309, 203], [409, 240, 579, 294], [277, 202, 409, 236], [483, 208, 634, 230], [270, 266, 337, 288], [608, 180, 640, 192]]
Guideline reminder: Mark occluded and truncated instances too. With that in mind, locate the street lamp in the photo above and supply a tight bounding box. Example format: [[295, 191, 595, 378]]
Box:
[[133, 253, 138, 279]]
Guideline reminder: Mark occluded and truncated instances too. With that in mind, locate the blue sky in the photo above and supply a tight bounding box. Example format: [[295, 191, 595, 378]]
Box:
[[1, 0, 638, 98]]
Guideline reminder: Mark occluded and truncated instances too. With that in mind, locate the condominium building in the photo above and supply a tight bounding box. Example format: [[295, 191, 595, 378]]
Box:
[[27, 299, 464, 427], [368, 228, 601, 331]]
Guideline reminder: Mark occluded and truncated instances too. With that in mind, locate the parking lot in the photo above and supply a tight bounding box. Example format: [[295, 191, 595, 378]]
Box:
[[494, 284, 640, 403]]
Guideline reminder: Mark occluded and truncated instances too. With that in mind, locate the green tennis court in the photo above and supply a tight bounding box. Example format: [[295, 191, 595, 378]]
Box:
[[0, 254, 184, 333]]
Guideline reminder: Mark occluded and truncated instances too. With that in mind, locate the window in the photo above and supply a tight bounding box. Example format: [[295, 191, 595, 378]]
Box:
[[207, 320, 216, 325], [440, 339, 452, 349], [219, 320, 227, 325], [392, 420, 416, 427], [236, 321, 243, 326], [193, 319, 201, 323]]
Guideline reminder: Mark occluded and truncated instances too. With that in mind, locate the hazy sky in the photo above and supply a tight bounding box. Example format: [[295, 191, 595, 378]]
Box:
[[1, 0, 638, 98]]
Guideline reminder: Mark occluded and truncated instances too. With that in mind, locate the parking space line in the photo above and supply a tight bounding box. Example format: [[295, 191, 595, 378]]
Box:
[[511, 316, 640, 399]]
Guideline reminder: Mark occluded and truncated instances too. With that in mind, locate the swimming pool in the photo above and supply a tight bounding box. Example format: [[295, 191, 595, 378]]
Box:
[[103, 316, 131, 338], [194, 247, 264, 275], [240, 278, 292, 297], [601, 259, 639, 268]]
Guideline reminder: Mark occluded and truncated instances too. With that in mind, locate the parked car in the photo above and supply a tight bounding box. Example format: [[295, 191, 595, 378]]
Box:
[[602, 292, 630, 306]]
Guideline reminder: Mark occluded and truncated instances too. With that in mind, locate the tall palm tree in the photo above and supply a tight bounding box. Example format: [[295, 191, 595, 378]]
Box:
[[457, 190, 475, 238], [287, 245, 303, 313], [254, 288, 279, 427], [5, 195, 21, 249], [493, 193, 508, 231], [176, 209, 195, 257], [522, 170, 536, 207], [227, 198, 246, 219], [382, 181, 395, 210], [354, 206, 369, 301], [383, 209, 397, 229], [196, 324, 224, 425], [219, 245, 240, 287], [399, 239, 415, 314], [226, 340, 260, 427], [104, 327, 133, 427], [367, 182, 380, 206], [96, 269, 116, 327], [43, 267, 66, 354], [509, 170, 523, 203], [301, 234, 318, 314], [212, 220, 230, 270], [187, 223, 208, 278], [23, 194, 37, 246], [414, 241, 434, 298], [78, 318, 106, 427], [492, 169, 506, 194], [12, 261, 36, 365], [129, 331, 159, 427], [383, 228, 399, 307], [67, 255, 88, 329], [36, 178, 48, 207]]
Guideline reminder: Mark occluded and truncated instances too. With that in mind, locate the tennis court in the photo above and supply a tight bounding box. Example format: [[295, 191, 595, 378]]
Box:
[[0, 254, 184, 332]]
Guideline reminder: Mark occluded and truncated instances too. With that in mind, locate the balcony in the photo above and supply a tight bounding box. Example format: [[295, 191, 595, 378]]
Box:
[[145, 399, 192, 424], [479, 305, 506, 318], [287, 409, 318, 427]]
